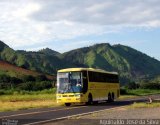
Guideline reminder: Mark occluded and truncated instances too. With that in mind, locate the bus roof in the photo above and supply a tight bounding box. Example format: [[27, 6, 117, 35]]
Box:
[[58, 68, 118, 75]]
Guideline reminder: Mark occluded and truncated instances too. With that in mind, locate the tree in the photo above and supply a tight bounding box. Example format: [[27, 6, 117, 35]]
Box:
[[0, 74, 10, 83], [22, 75, 35, 82], [126, 81, 139, 89], [140, 82, 160, 89], [10, 77, 22, 84], [35, 75, 48, 82]]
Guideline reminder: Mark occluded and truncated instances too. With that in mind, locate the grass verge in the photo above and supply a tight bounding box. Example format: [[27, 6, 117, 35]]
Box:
[[0, 100, 60, 112], [0, 88, 62, 112], [1, 88, 160, 112], [128, 102, 160, 108], [127, 89, 160, 96], [119, 95, 138, 100], [121, 88, 160, 96]]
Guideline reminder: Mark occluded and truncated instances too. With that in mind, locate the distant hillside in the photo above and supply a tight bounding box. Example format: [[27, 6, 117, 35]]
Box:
[[0, 60, 55, 80], [0, 41, 9, 51], [17, 50, 74, 74], [0, 41, 28, 69], [0, 41, 74, 74], [63, 43, 160, 83], [1, 41, 160, 84], [38, 48, 61, 56]]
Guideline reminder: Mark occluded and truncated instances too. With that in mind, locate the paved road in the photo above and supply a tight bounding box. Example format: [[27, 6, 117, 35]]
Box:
[[0, 96, 155, 125]]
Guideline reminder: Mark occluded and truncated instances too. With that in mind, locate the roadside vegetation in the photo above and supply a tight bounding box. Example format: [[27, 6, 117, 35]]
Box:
[[120, 80, 160, 100], [0, 73, 59, 112], [0, 100, 59, 112], [120, 80, 160, 108], [0, 74, 56, 92], [120, 80, 160, 95], [0, 88, 60, 112], [119, 89, 160, 100], [129, 102, 160, 108], [0, 73, 160, 111], [120, 88, 160, 96]]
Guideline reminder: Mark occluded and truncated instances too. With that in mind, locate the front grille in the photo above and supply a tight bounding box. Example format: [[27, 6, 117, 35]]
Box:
[[69, 95, 74, 97], [62, 95, 68, 97], [62, 95, 74, 97]]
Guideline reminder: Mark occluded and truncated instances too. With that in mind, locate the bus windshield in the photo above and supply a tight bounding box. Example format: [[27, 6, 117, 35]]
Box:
[[57, 72, 83, 93]]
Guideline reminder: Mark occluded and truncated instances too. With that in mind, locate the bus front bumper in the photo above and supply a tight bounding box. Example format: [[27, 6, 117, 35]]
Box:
[[56, 93, 86, 103]]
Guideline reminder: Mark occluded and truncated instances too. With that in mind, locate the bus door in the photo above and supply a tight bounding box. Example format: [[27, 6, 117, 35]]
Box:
[[82, 71, 88, 93]]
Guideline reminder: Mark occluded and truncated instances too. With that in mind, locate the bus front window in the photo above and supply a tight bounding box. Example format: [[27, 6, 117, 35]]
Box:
[[57, 72, 83, 93]]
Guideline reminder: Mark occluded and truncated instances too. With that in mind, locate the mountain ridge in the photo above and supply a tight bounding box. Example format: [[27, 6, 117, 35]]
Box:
[[0, 41, 160, 84], [0, 60, 55, 80]]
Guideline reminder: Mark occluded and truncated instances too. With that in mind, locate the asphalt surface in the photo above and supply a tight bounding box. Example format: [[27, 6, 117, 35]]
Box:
[[0, 95, 157, 125]]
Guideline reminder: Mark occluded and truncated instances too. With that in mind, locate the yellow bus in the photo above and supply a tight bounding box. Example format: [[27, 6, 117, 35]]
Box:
[[56, 68, 120, 106]]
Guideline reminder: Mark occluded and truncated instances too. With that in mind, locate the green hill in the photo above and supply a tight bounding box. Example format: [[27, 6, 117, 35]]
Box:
[[16, 50, 73, 74], [0, 41, 74, 74], [38, 48, 61, 56], [0, 41, 160, 84], [0, 60, 54, 80], [63, 43, 160, 84]]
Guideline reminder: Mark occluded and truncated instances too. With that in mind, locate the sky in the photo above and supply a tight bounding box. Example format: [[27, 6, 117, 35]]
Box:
[[0, 0, 160, 60]]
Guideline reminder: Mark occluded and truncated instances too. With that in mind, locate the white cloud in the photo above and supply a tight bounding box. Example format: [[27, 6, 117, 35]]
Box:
[[0, 0, 160, 51], [32, 0, 160, 26], [0, 0, 42, 48]]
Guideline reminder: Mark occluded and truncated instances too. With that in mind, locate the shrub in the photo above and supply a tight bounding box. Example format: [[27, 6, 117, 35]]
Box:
[[22, 75, 36, 82], [120, 88, 128, 95], [18, 82, 34, 91], [140, 82, 160, 89], [18, 81, 53, 91], [126, 81, 139, 89], [35, 75, 48, 82], [0, 89, 15, 95], [0, 90, 5, 95], [10, 77, 22, 84], [0, 74, 10, 83], [33, 81, 52, 91]]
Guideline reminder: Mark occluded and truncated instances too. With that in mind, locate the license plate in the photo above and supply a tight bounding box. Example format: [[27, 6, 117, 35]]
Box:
[[66, 98, 71, 100]]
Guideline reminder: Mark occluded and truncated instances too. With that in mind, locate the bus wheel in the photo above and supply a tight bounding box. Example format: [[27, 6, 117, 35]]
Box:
[[112, 93, 115, 102], [108, 93, 112, 102], [86, 94, 93, 105], [65, 103, 71, 106]]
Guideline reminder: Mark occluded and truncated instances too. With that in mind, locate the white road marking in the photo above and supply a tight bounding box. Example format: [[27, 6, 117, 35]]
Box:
[[24, 105, 127, 125], [0, 106, 88, 119]]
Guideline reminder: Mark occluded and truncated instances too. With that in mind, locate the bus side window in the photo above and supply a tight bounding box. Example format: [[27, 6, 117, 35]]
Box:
[[82, 71, 88, 93]]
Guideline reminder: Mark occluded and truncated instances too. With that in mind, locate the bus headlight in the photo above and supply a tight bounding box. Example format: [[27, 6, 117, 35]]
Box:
[[57, 95, 61, 98], [75, 94, 82, 97]]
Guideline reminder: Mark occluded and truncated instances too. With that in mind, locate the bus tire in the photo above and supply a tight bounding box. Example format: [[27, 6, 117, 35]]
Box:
[[112, 93, 115, 102], [65, 103, 71, 106], [108, 93, 112, 102], [86, 94, 93, 105]]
